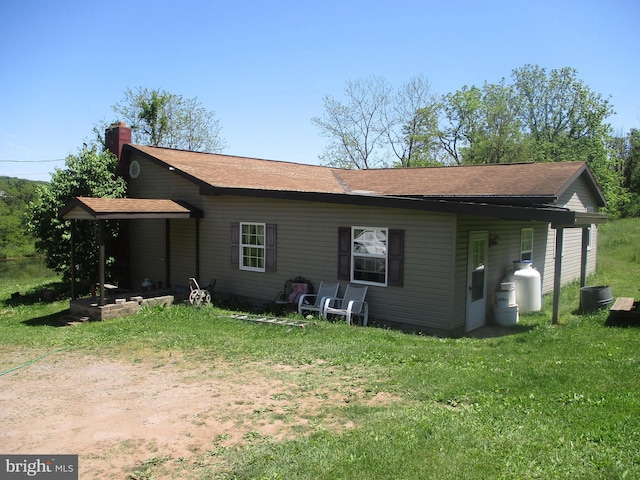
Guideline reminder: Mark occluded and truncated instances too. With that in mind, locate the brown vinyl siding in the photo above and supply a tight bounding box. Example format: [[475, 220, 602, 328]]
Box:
[[195, 195, 457, 330], [121, 148, 601, 333], [455, 216, 550, 330], [130, 219, 166, 289], [169, 219, 197, 287], [128, 153, 204, 208], [128, 153, 203, 289]]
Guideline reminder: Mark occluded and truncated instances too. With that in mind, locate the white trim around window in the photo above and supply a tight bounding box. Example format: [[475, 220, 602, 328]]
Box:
[[240, 222, 266, 272], [351, 226, 388, 286], [521, 227, 534, 261]]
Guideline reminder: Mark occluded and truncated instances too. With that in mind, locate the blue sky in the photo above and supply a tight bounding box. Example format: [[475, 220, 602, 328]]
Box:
[[1, 0, 638, 181]]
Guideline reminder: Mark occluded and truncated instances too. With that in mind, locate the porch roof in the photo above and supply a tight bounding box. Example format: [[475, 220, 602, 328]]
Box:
[[59, 197, 203, 220]]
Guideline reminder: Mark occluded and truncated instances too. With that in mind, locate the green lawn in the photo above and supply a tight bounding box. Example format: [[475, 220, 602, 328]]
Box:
[[1, 219, 639, 479]]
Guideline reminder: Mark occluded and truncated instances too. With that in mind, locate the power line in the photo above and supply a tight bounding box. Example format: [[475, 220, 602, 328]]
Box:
[[0, 159, 65, 163]]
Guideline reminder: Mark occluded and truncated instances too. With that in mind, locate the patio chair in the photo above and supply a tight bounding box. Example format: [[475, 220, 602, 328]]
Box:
[[298, 281, 340, 317], [322, 284, 369, 326], [274, 276, 314, 312]]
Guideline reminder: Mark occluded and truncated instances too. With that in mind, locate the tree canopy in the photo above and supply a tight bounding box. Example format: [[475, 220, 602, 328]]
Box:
[[26, 149, 127, 283], [0, 177, 46, 258], [94, 87, 227, 153], [620, 128, 640, 216], [313, 64, 637, 217]]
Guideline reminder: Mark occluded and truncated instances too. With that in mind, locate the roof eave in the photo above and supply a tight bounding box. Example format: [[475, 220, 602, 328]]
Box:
[[59, 198, 203, 220], [552, 211, 608, 228], [554, 163, 608, 207], [202, 186, 578, 224], [406, 194, 558, 205]]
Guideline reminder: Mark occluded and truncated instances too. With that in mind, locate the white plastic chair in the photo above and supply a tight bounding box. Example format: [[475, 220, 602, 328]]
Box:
[[322, 284, 369, 326], [298, 281, 340, 317]]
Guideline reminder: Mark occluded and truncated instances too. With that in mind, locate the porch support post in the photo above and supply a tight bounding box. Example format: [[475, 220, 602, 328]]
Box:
[[552, 227, 564, 325], [195, 217, 200, 282], [98, 220, 106, 307], [580, 227, 589, 288], [165, 219, 171, 288], [70, 221, 76, 300]]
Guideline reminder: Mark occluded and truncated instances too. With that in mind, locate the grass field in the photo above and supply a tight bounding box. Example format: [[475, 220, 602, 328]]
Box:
[[1, 218, 639, 479]]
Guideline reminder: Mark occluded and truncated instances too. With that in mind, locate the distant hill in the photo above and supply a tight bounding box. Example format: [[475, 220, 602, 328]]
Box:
[[0, 176, 48, 258]]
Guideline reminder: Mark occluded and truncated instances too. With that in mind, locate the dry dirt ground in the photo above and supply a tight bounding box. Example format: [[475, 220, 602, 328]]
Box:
[[0, 347, 392, 479]]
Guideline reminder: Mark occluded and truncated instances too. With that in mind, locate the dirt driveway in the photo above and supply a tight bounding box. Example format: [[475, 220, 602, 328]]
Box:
[[0, 347, 386, 479]]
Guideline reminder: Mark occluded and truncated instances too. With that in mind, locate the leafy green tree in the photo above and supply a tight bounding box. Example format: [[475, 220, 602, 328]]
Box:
[[134, 88, 171, 146], [94, 87, 227, 153], [385, 75, 441, 167], [0, 177, 44, 258], [512, 65, 614, 162], [458, 81, 527, 164], [314, 66, 627, 215], [402, 103, 442, 167], [623, 129, 640, 192], [26, 149, 127, 283], [622, 128, 640, 216], [435, 85, 483, 165], [511, 65, 625, 215]]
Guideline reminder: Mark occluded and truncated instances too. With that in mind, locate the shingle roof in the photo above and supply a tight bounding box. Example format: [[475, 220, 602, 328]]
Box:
[[337, 162, 588, 199], [126, 145, 605, 207], [131, 145, 346, 194], [59, 196, 201, 220]]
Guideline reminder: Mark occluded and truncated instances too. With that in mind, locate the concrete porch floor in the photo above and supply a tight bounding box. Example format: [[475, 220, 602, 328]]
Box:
[[69, 290, 175, 321]]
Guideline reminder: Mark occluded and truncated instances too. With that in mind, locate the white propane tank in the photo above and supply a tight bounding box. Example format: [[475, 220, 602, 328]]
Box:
[[503, 261, 541, 313]]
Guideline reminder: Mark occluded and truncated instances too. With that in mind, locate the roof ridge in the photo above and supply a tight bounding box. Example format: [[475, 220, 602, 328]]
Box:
[[130, 144, 330, 169], [344, 161, 587, 173]]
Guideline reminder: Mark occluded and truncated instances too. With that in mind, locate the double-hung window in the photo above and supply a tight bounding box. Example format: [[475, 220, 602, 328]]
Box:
[[520, 228, 534, 261], [231, 222, 277, 272], [352, 227, 388, 286], [240, 222, 266, 271], [338, 226, 403, 287]]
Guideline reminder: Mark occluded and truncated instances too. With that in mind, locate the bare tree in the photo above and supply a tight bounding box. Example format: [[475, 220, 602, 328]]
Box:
[[312, 76, 392, 169], [385, 75, 440, 167]]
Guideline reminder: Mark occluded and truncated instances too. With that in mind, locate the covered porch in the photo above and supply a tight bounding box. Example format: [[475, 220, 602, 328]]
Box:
[[60, 196, 203, 320], [551, 211, 608, 323]]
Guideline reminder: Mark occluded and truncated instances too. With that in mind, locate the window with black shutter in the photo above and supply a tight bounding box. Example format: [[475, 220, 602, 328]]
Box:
[[338, 226, 404, 286]]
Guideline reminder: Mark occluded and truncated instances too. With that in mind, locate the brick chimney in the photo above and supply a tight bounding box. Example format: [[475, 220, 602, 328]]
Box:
[[105, 122, 131, 159], [105, 122, 132, 179]]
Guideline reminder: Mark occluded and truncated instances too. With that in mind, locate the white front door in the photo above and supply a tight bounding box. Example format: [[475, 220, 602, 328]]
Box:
[[466, 231, 488, 332]]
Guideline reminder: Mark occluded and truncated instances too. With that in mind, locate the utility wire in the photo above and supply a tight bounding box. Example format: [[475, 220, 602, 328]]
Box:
[[0, 159, 65, 163]]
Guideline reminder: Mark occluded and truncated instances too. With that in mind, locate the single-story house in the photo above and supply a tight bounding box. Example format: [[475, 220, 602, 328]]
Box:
[[61, 123, 607, 335]]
